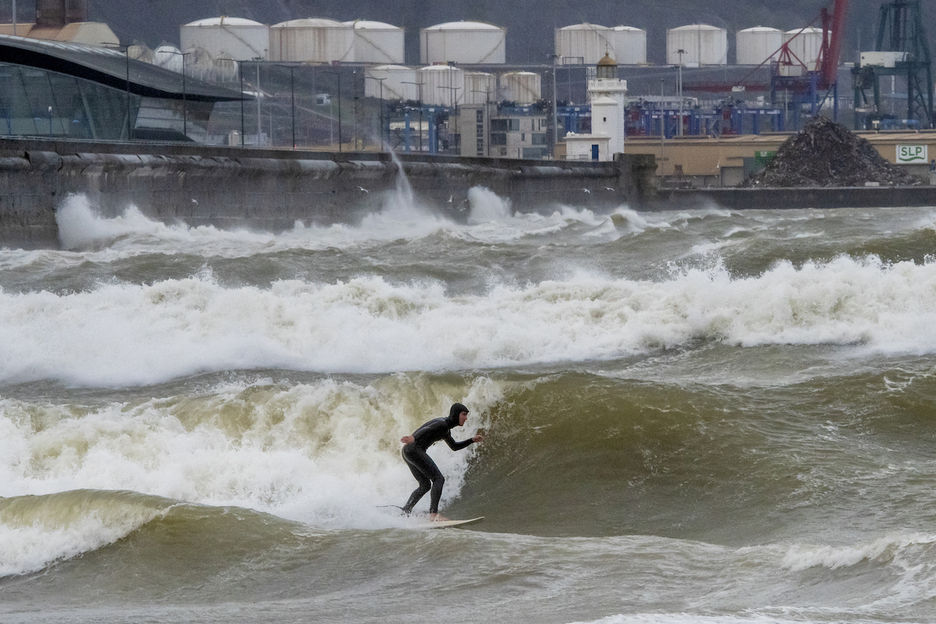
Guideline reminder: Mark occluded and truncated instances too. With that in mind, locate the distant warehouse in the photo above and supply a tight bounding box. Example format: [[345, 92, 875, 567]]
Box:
[[0, 34, 247, 142]]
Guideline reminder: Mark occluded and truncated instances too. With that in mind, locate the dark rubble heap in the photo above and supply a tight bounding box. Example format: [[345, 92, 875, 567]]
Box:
[[744, 116, 920, 188]]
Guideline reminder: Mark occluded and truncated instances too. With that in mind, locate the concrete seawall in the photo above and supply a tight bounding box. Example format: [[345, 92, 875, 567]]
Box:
[[0, 138, 656, 248]]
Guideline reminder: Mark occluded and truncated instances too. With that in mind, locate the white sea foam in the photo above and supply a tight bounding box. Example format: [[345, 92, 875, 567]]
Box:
[[782, 533, 936, 571], [4, 251, 936, 386], [0, 376, 500, 537], [48, 191, 633, 261]]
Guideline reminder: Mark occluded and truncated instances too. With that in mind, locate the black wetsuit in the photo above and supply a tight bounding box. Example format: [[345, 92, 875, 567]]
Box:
[[401, 404, 475, 515]]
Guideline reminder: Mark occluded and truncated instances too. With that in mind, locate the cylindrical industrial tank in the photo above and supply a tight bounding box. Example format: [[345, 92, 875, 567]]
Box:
[[500, 71, 541, 104], [420, 21, 507, 64], [212, 53, 239, 83], [417, 64, 465, 106], [736, 26, 783, 65], [464, 72, 496, 104], [666, 24, 728, 66], [612, 26, 647, 65], [180, 17, 270, 61], [555, 23, 614, 65], [784, 27, 825, 70], [180, 47, 216, 81], [344, 20, 404, 64], [269, 18, 354, 63], [128, 43, 154, 64], [365, 65, 419, 101], [153, 44, 184, 72]]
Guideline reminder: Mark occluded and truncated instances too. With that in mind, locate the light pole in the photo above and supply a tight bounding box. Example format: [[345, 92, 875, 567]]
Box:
[[238, 60, 245, 146], [323, 70, 343, 152], [676, 49, 685, 137], [161, 49, 191, 139], [402, 80, 424, 152], [102, 42, 132, 140], [364, 75, 386, 150], [660, 79, 665, 177], [552, 53, 559, 155], [253, 58, 263, 146], [289, 64, 296, 148]]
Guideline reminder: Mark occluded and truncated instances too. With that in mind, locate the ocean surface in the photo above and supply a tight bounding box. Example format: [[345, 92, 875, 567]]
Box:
[[2, 183, 936, 623]]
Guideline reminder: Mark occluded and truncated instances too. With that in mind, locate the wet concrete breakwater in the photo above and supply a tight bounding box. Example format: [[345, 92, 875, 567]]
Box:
[[0, 138, 655, 248], [2, 137, 935, 249]]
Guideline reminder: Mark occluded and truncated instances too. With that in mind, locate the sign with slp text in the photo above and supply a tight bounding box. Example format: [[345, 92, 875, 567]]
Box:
[[896, 145, 928, 163]]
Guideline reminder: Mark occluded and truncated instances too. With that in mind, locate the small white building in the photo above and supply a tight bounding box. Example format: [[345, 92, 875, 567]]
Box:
[[565, 133, 611, 161], [569, 52, 626, 161]]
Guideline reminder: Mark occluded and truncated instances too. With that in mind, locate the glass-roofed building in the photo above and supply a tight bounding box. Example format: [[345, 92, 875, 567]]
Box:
[[0, 34, 247, 142]]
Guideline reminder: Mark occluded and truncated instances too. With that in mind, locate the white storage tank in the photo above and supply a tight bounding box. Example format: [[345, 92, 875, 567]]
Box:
[[612, 26, 647, 65], [345, 20, 404, 64], [153, 44, 184, 72], [736, 26, 783, 65], [417, 64, 465, 106], [500, 71, 541, 104], [365, 65, 419, 101], [181, 47, 215, 81], [128, 43, 154, 64], [784, 27, 825, 70], [555, 23, 614, 65], [463, 72, 496, 104], [667, 24, 728, 66], [180, 17, 270, 61], [270, 18, 354, 63], [420, 21, 506, 64]]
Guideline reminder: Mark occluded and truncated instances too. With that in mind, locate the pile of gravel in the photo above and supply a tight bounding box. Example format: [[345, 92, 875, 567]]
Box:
[[744, 116, 920, 188]]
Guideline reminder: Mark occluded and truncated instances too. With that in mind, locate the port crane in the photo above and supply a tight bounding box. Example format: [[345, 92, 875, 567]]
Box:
[[680, 0, 849, 130], [852, 0, 933, 129]]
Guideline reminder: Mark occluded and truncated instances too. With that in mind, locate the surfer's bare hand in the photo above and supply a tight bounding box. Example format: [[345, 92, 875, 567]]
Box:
[[400, 435, 415, 444], [473, 434, 484, 443]]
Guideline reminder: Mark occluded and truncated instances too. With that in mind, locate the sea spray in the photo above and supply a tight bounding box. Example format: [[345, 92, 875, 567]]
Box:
[[5, 252, 936, 387], [0, 376, 499, 528]]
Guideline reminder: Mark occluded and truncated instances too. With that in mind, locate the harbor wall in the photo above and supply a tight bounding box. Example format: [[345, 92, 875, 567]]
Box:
[[0, 138, 656, 248]]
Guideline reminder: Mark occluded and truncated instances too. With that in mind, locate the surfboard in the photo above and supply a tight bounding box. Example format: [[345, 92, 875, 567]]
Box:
[[412, 516, 485, 529]]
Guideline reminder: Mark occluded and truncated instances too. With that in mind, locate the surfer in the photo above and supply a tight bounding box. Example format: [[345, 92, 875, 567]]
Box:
[[400, 402, 483, 520]]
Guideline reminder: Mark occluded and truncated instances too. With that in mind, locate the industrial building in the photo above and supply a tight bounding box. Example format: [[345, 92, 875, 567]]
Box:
[[0, 34, 246, 142], [1, 0, 930, 163]]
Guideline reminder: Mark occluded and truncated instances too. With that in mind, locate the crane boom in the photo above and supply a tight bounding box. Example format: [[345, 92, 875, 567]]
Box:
[[818, 0, 850, 88]]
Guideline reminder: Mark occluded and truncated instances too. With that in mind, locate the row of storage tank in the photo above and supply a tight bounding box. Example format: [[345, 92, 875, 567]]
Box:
[[363, 66, 541, 107], [134, 39, 544, 107], [180, 17, 829, 68]]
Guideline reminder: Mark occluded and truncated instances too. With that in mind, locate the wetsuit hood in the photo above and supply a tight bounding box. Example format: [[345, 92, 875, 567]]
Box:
[[447, 403, 468, 426]]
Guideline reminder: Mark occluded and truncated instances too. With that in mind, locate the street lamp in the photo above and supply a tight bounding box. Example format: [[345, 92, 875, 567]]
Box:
[[676, 49, 685, 137], [322, 70, 343, 152], [102, 42, 132, 140], [364, 75, 386, 150], [551, 53, 559, 154], [161, 49, 192, 139], [402, 80, 424, 153], [289, 64, 296, 148]]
